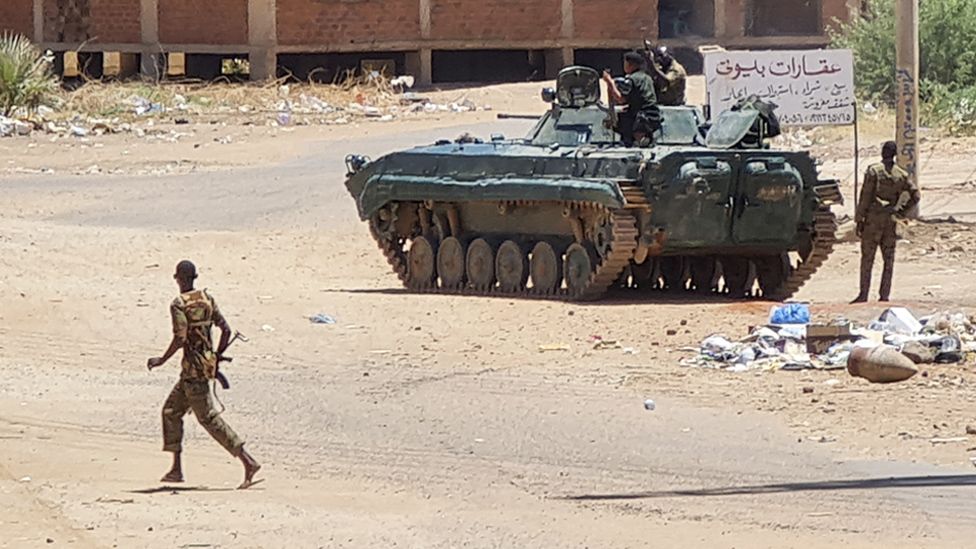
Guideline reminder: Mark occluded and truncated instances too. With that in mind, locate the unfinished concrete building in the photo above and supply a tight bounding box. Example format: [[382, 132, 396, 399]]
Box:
[[0, 0, 859, 82]]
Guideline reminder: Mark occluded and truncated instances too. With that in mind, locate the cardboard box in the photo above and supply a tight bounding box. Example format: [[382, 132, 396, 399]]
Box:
[[806, 324, 855, 354]]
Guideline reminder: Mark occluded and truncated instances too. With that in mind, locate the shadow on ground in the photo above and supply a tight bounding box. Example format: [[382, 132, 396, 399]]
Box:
[[563, 475, 976, 501]]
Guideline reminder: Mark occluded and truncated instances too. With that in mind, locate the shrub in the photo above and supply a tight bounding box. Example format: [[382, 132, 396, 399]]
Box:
[[0, 32, 59, 117], [831, 0, 976, 133]]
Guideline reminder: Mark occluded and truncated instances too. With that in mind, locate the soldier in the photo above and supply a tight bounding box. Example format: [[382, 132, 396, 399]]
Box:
[[648, 46, 687, 106], [147, 260, 262, 489], [851, 141, 920, 303], [602, 51, 659, 146]]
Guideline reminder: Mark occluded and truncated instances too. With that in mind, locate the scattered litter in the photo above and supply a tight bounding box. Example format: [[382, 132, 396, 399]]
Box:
[[622, 347, 639, 355], [390, 75, 415, 90], [131, 96, 164, 116], [930, 437, 968, 445], [19, 476, 31, 482], [308, 313, 336, 325], [95, 497, 135, 504], [643, 399, 656, 411], [593, 338, 621, 351], [808, 435, 837, 443], [873, 307, 923, 335], [260, 324, 275, 333], [399, 92, 429, 104], [0, 116, 16, 137], [69, 125, 88, 137], [538, 344, 570, 352]]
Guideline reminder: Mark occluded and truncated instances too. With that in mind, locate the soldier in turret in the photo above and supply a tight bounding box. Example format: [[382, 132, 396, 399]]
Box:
[[648, 46, 687, 106], [602, 51, 659, 146]]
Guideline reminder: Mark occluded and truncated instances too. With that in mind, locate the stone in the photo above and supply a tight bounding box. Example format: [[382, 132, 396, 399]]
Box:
[[900, 340, 936, 364]]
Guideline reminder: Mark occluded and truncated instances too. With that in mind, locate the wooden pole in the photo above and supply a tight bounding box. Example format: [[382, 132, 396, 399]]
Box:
[[853, 99, 860, 211], [895, 0, 920, 216]]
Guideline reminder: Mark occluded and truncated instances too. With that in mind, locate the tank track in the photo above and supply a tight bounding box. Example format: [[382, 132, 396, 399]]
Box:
[[369, 203, 638, 301], [771, 207, 837, 300], [367, 198, 838, 302]]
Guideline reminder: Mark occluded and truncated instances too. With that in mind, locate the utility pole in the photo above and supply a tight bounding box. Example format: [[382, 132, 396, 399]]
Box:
[[895, 0, 920, 216]]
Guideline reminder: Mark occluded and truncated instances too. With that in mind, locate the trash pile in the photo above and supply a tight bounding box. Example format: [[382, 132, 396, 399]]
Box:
[[682, 304, 976, 374]]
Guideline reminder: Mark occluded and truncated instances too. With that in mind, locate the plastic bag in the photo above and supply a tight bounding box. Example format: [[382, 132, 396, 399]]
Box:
[[769, 303, 810, 325]]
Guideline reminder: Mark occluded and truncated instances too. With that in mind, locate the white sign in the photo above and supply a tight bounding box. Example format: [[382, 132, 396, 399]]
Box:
[[704, 49, 855, 126]]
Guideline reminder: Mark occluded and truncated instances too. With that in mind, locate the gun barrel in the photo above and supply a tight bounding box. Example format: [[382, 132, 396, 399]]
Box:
[[496, 113, 539, 120]]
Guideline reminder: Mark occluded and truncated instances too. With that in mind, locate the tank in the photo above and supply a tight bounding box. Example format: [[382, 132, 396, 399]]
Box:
[[344, 66, 842, 301]]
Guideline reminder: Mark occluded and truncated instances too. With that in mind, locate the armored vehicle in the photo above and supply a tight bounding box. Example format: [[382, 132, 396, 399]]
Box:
[[344, 66, 841, 301]]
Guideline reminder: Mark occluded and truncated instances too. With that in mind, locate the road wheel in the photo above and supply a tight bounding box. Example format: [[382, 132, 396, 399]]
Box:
[[437, 237, 466, 289], [466, 238, 495, 291], [496, 240, 529, 292], [407, 236, 437, 289], [564, 243, 593, 296], [530, 241, 562, 295]]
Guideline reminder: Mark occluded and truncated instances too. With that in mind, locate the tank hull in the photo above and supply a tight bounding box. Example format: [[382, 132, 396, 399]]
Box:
[[345, 142, 841, 301]]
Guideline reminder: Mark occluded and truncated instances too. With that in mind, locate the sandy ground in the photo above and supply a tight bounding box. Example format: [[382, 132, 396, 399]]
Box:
[[3, 79, 976, 548]]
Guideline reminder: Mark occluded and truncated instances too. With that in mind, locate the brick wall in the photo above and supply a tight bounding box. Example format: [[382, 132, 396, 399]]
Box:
[[158, 0, 247, 44], [42, 0, 140, 42], [573, 0, 656, 41], [277, 0, 420, 46], [429, 0, 561, 41], [0, 0, 34, 38], [89, 0, 141, 42]]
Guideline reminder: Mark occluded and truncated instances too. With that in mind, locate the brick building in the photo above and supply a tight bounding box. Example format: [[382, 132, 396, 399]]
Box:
[[1, 0, 859, 82]]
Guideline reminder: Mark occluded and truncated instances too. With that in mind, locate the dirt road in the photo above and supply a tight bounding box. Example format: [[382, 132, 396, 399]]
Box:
[[3, 100, 976, 548]]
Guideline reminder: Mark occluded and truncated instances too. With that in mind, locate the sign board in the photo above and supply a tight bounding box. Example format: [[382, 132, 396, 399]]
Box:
[[704, 49, 855, 126]]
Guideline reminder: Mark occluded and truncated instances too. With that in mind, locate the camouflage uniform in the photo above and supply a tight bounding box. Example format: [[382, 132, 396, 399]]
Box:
[[162, 289, 244, 456], [855, 163, 920, 300], [655, 59, 687, 106]]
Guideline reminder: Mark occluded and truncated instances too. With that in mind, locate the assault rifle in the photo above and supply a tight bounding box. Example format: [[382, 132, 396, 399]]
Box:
[[215, 331, 248, 389]]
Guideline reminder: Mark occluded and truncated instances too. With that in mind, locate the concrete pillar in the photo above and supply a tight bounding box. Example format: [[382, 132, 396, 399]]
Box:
[[560, 0, 574, 39], [420, 0, 432, 38], [409, 0, 433, 85], [714, 0, 727, 38], [140, 0, 160, 79], [406, 48, 432, 85], [33, 0, 43, 42], [895, 0, 920, 208], [248, 0, 277, 80]]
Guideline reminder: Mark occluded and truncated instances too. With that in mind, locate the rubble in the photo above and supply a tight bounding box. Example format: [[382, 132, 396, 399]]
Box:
[[682, 306, 976, 373]]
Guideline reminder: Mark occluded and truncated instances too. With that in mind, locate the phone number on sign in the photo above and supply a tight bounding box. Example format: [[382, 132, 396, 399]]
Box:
[[779, 112, 854, 126]]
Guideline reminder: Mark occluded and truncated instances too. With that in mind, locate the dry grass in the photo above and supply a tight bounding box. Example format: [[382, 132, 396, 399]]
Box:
[[48, 73, 405, 123]]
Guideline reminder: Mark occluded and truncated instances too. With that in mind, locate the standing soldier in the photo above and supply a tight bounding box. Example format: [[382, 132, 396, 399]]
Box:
[[648, 46, 687, 106], [147, 260, 262, 489], [852, 141, 920, 303]]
